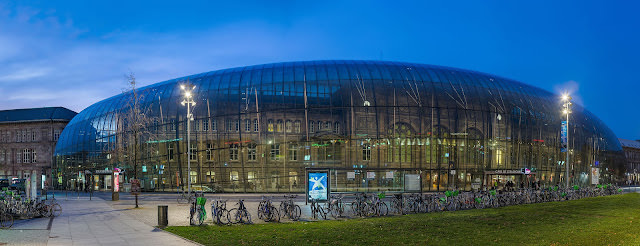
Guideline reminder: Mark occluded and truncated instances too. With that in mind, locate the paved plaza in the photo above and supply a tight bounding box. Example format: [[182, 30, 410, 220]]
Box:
[[1, 190, 312, 246], [3, 187, 640, 245], [1, 191, 201, 246]]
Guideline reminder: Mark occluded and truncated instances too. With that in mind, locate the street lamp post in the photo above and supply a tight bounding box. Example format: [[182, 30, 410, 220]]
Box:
[[181, 84, 196, 197], [562, 94, 572, 188]]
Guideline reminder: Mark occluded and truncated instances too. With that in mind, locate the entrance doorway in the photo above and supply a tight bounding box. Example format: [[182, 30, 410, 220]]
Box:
[[91, 174, 113, 191]]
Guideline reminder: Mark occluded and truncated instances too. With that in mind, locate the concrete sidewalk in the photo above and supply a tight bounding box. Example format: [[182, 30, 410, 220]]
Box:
[[47, 194, 199, 246]]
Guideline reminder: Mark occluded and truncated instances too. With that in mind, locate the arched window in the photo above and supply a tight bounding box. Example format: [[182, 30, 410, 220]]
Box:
[[294, 120, 301, 133], [277, 120, 284, 132], [268, 119, 274, 132], [285, 120, 292, 133]]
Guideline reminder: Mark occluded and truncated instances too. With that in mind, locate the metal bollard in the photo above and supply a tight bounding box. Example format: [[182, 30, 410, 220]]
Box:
[[158, 205, 168, 227]]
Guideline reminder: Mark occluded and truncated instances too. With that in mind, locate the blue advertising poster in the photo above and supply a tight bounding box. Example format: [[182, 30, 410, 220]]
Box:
[[308, 172, 328, 201], [560, 121, 567, 152]]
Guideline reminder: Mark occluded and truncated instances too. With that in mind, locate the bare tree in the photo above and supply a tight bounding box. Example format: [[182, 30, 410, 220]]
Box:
[[109, 72, 156, 208]]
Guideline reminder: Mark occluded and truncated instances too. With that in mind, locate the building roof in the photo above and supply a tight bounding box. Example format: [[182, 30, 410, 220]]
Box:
[[619, 138, 640, 149], [0, 107, 77, 124]]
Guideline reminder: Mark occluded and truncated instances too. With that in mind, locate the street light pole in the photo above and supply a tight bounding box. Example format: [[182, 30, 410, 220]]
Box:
[[562, 94, 572, 188], [181, 84, 196, 197]]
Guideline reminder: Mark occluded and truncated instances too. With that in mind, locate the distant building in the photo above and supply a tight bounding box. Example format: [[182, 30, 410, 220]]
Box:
[[0, 107, 77, 187], [619, 138, 640, 184]]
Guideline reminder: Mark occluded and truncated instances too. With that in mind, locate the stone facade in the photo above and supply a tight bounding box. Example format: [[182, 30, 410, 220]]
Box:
[[0, 107, 76, 187], [619, 138, 640, 184]]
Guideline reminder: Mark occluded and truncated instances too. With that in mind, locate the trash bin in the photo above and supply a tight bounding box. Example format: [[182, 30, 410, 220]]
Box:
[[158, 205, 168, 227]]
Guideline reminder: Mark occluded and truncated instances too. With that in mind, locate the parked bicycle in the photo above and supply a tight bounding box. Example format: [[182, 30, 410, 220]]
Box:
[[211, 198, 230, 225], [257, 196, 280, 222], [229, 199, 252, 224], [189, 192, 206, 226], [326, 194, 346, 218], [310, 198, 327, 220], [177, 189, 195, 204], [279, 195, 301, 221]]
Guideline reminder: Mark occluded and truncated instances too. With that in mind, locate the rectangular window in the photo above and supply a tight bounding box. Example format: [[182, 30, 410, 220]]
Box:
[[189, 143, 197, 160], [206, 143, 213, 161], [212, 119, 217, 131], [0, 149, 5, 164], [270, 144, 280, 161], [31, 130, 37, 141], [247, 144, 257, 161], [194, 120, 200, 131], [17, 150, 22, 163], [288, 144, 298, 161], [254, 119, 259, 132], [363, 144, 371, 161], [23, 149, 31, 163], [32, 149, 37, 163], [309, 121, 314, 133], [168, 143, 174, 161], [53, 129, 61, 141], [227, 119, 239, 132], [229, 144, 239, 161], [203, 120, 209, 131], [245, 119, 251, 132]]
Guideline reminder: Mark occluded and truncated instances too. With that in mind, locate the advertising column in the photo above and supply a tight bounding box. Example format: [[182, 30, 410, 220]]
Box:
[[31, 170, 38, 198], [112, 170, 120, 201], [306, 170, 329, 203]]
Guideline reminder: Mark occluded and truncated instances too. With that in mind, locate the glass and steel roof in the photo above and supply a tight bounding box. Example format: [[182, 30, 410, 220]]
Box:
[[55, 60, 623, 167]]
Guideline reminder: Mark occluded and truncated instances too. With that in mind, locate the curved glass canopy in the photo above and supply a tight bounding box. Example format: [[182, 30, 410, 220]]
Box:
[[54, 60, 625, 192]]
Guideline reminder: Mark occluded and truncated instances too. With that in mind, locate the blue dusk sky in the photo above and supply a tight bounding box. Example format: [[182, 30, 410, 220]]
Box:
[[0, 1, 638, 139]]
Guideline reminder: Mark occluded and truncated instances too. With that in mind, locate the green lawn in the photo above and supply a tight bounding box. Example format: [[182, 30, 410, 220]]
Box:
[[165, 193, 640, 245]]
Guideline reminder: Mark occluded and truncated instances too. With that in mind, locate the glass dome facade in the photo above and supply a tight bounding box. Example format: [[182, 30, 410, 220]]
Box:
[[53, 60, 625, 192]]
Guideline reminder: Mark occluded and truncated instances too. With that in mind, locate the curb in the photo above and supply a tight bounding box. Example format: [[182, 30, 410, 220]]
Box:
[[157, 227, 206, 246]]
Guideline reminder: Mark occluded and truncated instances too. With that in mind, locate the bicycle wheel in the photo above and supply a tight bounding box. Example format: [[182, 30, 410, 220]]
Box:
[[377, 203, 389, 216], [228, 208, 239, 224], [330, 204, 340, 219], [219, 209, 230, 225], [257, 207, 265, 221], [240, 209, 252, 224], [51, 204, 62, 217], [189, 206, 197, 225], [35, 203, 45, 217], [0, 213, 13, 229], [292, 205, 301, 221], [197, 207, 206, 226], [317, 206, 326, 220], [269, 207, 280, 222], [279, 203, 287, 219], [349, 202, 358, 217], [42, 204, 52, 217]]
